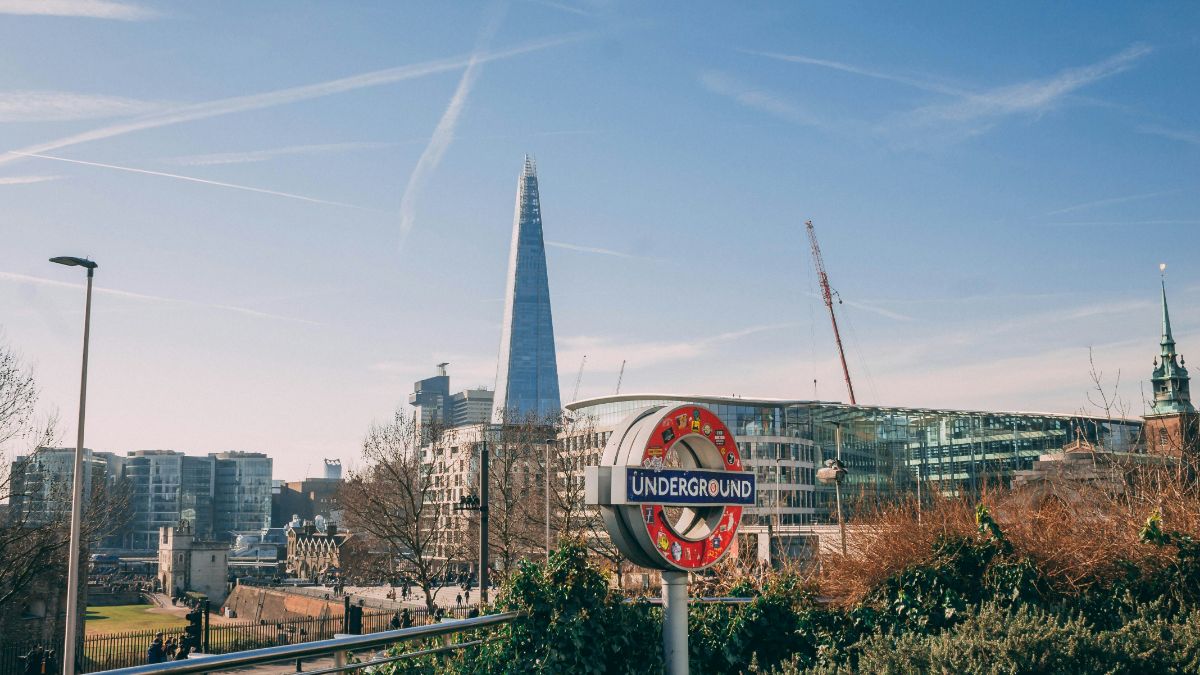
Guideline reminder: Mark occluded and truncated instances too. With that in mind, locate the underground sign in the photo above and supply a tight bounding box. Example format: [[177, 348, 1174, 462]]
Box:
[[585, 404, 755, 571]]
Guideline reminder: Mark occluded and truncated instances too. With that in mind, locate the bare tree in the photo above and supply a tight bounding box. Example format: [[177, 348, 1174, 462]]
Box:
[[338, 410, 467, 613], [0, 340, 129, 624], [479, 411, 552, 575], [550, 411, 629, 587]]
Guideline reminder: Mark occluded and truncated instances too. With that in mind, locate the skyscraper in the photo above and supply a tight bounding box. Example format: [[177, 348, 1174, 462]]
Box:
[[493, 157, 562, 421]]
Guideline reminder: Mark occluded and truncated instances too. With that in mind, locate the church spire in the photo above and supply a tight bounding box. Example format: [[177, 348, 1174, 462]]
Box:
[[1150, 268, 1194, 415], [1161, 278, 1176, 356]]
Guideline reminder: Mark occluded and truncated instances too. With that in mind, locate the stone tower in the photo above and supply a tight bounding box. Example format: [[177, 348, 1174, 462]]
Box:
[[1144, 278, 1197, 457]]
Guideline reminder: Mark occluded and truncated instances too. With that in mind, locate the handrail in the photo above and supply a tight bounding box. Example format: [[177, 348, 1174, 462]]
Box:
[[625, 596, 753, 605], [89, 612, 520, 675]]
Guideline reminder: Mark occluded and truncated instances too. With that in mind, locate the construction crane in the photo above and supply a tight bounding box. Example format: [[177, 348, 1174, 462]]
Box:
[[615, 359, 626, 395], [805, 220, 856, 405], [572, 355, 587, 402]]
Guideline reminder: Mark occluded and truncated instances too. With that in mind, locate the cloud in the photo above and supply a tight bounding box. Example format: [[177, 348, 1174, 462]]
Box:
[[743, 50, 967, 96], [397, 4, 508, 252], [0, 271, 318, 324], [697, 70, 825, 127], [0, 0, 157, 20], [1043, 189, 1181, 216], [910, 44, 1151, 124], [0, 31, 589, 170], [545, 240, 635, 259], [558, 323, 796, 372], [1043, 219, 1200, 227], [15, 152, 379, 210], [0, 91, 163, 122], [167, 141, 400, 167], [1137, 125, 1200, 147], [0, 174, 60, 185]]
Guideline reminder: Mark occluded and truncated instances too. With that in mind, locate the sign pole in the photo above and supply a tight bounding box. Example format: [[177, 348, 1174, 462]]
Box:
[[661, 570, 689, 675]]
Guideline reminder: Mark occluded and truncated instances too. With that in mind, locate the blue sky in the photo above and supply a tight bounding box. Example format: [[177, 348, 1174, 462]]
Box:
[[1, 1, 1197, 479]]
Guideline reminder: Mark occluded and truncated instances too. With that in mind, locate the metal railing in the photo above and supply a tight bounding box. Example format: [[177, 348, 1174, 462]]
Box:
[[88, 612, 520, 675]]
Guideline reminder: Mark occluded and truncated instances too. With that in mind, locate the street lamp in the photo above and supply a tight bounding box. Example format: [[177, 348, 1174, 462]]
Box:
[[49, 256, 97, 675], [543, 437, 557, 560], [454, 435, 489, 604], [816, 423, 848, 556]]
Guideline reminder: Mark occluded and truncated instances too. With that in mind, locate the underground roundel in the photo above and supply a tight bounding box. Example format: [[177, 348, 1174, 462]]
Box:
[[585, 404, 755, 571]]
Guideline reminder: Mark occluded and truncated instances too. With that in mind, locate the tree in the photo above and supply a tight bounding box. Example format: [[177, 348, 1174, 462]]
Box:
[[550, 411, 629, 588], [480, 411, 557, 576], [338, 410, 467, 613], [0, 340, 128, 629]]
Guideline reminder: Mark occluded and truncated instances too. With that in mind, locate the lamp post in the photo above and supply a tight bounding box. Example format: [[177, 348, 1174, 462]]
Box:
[[816, 422, 848, 557], [454, 434, 489, 605], [543, 437, 556, 560], [49, 256, 97, 675]]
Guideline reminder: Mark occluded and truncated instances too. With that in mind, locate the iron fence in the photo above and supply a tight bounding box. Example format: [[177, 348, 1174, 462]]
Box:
[[1, 606, 475, 675]]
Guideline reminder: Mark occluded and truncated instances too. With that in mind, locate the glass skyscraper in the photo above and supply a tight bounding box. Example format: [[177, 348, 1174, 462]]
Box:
[[493, 156, 561, 420]]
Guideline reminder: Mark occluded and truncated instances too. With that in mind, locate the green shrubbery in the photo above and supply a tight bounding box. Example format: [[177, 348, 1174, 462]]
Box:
[[380, 505, 1200, 674]]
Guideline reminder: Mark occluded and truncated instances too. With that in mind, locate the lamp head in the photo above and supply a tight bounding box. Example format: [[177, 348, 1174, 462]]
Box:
[[50, 256, 98, 270]]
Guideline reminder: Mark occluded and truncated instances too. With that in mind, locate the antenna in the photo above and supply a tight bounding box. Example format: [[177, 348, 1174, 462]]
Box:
[[616, 360, 626, 395], [572, 355, 587, 402]]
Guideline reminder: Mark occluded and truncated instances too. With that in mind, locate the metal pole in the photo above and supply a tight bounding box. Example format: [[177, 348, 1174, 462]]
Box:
[[545, 441, 552, 560], [63, 267, 94, 675], [661, 570, 688, 675], [479, 437, 489, 605], [834, 424, 846, 556]]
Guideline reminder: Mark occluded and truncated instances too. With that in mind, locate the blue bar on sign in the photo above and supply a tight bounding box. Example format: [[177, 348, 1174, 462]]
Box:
[[625, 467, 756, 506]]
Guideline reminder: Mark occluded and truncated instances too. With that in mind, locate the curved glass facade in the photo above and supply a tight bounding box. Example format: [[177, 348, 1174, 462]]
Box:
[[565, 395, 1143, 525]]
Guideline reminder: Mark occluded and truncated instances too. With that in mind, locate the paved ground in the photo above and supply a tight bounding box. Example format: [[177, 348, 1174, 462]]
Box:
[[341, 582, 495, 610]]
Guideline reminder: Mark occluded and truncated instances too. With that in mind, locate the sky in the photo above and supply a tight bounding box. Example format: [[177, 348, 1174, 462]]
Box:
[[1, 1, 1198, 481]]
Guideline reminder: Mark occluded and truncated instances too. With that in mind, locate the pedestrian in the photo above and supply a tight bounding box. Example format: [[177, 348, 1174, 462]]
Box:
[[389, 612, 401, 630], [400, 608, 413, 628], [146, 634, 165, 664], [164, 637, 177, 659], [464, 589, 470, 604], [456, 593, 462, 607], [175, 642, 192, 661]]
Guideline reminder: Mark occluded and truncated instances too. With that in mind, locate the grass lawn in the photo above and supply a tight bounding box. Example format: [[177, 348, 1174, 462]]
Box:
[[86, 604, 187, 635]]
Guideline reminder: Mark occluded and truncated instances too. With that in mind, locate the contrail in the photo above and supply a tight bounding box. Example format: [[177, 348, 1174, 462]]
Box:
[[0, 271, 319, 324], [397, 3, 508, 251], [0, 31, 589, 170], [14, 152, 377, 210]]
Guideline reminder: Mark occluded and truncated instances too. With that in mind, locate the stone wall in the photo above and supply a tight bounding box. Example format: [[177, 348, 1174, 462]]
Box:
[[222, 585, 341, 623]]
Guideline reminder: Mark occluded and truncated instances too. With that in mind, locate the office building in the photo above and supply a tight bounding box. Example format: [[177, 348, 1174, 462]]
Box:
[[8, 448, 116, 527], [562, 395, 1143, 526], [493, 156, 562, 421], [212, 451, 273, 538]]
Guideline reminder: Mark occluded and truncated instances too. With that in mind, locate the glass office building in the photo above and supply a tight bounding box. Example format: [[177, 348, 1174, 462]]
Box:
[[124, 450, 216, 550], [565, 395, 1143, 525], [492, 156, 562, 421], [212, 451, 274, 539]]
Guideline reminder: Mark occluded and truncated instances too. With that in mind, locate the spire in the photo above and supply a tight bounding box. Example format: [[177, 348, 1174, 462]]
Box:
[[1161, 278, 1175, 353], [1150, 268, 1194, 415]]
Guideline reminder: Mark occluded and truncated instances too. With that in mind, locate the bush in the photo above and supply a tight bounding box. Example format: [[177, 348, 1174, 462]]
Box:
[[771, 603, 1200, 675], [465, 539, 662, 674]]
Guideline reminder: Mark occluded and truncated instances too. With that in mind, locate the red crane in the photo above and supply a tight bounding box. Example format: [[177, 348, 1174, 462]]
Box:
[[805, 220, 856, 405]]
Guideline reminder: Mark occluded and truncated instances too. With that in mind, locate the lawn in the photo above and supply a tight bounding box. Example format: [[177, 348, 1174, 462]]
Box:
[[85, 604, 187, 635]]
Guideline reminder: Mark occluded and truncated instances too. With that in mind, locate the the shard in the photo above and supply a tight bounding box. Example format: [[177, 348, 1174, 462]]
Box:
[[493, 157, 561, 421]]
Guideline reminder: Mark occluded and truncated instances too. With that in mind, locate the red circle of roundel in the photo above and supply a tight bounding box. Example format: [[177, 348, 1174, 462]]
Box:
[[637, 404, 744, 570]]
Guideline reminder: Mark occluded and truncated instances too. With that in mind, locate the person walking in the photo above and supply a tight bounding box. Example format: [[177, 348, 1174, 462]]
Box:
[[456, 593, 462, 607], [146, 634, 165, 664], [400, 608, 413, 628]]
